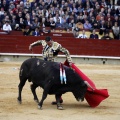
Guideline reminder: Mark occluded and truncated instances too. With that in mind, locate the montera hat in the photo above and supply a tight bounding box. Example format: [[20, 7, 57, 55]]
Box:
[[45, 36, 52, 42]]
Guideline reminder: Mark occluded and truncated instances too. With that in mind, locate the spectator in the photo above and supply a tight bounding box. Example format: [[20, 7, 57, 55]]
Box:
[[117, 0, 120, 5], [1, 0, 9, 11], [112, 22, 120, 40], [0, 7, 4, 16], [61, 19, 70, 30], [110, 5, 116, 16], [94, 4, 101, 16], [0, 0, 2, 8], [31, 11, 37, 22], [9, 1, 15, 10], [82, 14, 88, 24], [96, 12, 103, 22], [0, 0, 119, 38], [72, 24, 81, 37], [24, 15, 32, 28], [77, 14, 84, 23], [11, 15, 17, 30], [49, 17, 56, 30], [83, 20, 92, 31], [2, 21, 12, 33], [55, 18, 62, 28], [42, 27, 51, 34], [19, 18, 25, 29], [112, 15, 120, 26], [16, 11, 23, 24], [53, 13, 62, 23], [75, 22, 83, 29], [69, 19, 76, 29], [23, 26, 31, 36], [101, 32, 113, 40], [116, 7, 120, 16], [97, 16, 105, 24], [89, 29, 99, 39], [24, 0, 31, 13], [99, 20, 106, 35], [0, 7, 5, 27], [77, 29, 88, 38], [44, 17, 50, 27], [89, 16, 98, 29], [105, 13, 114, 21], [106, 18, 113, 30], [14, 24, 21, 31], [32, 27, 40, 36], [8, 9, 14, 22], [32, 17, 40, 30], [2, 15, 11, 24]]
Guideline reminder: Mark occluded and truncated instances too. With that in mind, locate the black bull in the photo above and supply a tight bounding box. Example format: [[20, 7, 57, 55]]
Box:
[[17, 58, 87, 109]]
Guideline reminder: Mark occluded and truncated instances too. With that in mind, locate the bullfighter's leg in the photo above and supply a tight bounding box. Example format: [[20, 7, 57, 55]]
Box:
[[17, 78, 27, 104], [51, 96, 63, 105], [55, 94, 63, 110], [30, 83, 39, 103]]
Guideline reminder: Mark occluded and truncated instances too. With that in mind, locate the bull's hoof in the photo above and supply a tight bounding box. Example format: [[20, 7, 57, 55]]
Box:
[[38, 105, 42, 110], [34, 99, 39, 103], [57, 106, 64, 110], [81, 97, 84, 102], [17, 98, 22, 104]]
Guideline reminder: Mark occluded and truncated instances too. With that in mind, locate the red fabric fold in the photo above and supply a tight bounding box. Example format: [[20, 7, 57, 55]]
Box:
[[64, 61, 109, 107]]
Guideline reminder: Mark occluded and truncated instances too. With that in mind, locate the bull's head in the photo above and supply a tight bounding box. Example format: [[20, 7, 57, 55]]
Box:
[[72, 84, 87, 102]]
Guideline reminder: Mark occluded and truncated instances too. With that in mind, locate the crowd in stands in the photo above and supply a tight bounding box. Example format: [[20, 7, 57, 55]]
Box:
[[0, 0, 120, 39]]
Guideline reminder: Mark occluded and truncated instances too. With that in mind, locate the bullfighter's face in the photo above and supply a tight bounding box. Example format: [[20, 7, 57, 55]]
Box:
[[46, 40, 53, 47]]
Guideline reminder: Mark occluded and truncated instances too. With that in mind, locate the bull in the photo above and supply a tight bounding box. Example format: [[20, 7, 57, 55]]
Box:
[[17, 58, 88, 110]]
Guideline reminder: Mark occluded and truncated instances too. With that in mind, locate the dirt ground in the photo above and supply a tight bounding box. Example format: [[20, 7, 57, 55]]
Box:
[[0, 62, 120, 120]]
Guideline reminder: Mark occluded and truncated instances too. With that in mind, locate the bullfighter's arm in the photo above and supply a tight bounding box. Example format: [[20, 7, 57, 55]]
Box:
[[58, 45, 72, 63], [29, 40, 45, 50]]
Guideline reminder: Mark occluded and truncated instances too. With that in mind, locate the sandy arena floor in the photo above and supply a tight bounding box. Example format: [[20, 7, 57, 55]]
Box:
[[0, 62, 120, 120]]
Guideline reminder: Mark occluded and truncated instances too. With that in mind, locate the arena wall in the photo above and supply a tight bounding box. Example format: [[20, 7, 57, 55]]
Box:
[[0, 34, 120, 64]]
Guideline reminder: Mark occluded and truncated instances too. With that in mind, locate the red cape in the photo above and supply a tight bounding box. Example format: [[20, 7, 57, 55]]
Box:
[[64, 61, 109, 107]]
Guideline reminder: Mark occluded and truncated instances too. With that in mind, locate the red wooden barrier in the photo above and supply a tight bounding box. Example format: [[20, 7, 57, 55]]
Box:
[[0, 35, 120, 57]]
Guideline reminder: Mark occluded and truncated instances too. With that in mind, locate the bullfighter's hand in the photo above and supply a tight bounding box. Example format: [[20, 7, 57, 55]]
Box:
[[29, 45, 32, 51], [69, 62, 75, 71]]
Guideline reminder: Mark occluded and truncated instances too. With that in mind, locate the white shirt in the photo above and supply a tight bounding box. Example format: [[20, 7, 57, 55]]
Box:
[[0, 11, 4, 15], [3, 24, 12, 31], [77, 34, 87, 38]]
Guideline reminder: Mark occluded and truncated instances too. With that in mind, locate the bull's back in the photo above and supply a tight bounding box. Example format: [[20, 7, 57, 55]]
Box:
[[19, 58, 44, 80]]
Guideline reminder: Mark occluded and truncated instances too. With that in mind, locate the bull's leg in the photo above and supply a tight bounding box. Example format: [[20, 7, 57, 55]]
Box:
[[38, 83, 51, 110], [38, 90, 48, 110], [17, 78, 27, 104], [30, 83, 39, 103], [55, 94, 63, 110]]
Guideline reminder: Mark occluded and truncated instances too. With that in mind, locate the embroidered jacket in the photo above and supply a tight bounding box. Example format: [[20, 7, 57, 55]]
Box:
[[30, 40, 72, 62]]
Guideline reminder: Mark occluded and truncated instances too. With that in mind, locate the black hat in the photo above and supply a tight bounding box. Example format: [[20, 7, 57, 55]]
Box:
[[45, 36, 51, 42]]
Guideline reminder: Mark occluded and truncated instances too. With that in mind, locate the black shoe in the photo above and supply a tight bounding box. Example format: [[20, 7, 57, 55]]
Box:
[[51, 99, 63, 105]]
